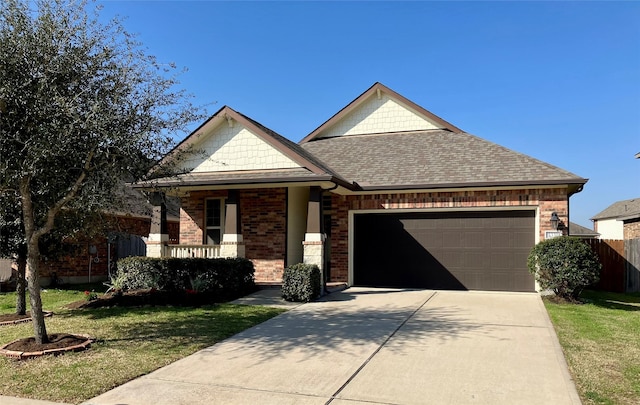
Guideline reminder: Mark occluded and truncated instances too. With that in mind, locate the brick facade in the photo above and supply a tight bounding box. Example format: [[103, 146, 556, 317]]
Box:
[[179, 190, 229, 244], [177, 186, 570, 284], [326, 188, 569, 283], [624, 218, 640, 240], [240, 189, 287, 281], [179, 188, 287, 282], [41, 215, 179, 283]]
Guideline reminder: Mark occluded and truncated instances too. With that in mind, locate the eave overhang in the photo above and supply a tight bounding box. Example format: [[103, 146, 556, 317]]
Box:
[[131, 174, 357, 193], [350, 179, 588, 195]]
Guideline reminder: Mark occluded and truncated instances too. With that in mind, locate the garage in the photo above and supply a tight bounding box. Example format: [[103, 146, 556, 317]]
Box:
[[353, 210, 536, 292]]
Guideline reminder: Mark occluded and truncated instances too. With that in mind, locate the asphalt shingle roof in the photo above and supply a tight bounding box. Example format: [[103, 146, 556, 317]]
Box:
[[569, 222, 599, 237], [137, 168, 334, 189], [300, 130, 585, 189], [591, 198, 640, 220]]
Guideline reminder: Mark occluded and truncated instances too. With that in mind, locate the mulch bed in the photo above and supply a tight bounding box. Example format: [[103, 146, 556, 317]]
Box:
[[0, 311, 53, 326], [542, 295, 585, 305], [0, 333, 93, 360], [64, 288, 249, 310]]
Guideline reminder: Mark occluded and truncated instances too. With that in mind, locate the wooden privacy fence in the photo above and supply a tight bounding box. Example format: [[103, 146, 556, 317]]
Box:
[[585, 239, 640, 293], [626, 239, 640, 292]]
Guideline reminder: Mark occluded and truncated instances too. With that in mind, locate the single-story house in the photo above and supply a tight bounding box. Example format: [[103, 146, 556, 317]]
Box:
[[134, 82, 587, 292], [591, 197, 640, 240]]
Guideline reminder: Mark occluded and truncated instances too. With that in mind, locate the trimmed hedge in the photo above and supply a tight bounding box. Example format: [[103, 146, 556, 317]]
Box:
[[282, 263, 321, 302], [114, 257, 256, 303], [527, 236, 601, 299]]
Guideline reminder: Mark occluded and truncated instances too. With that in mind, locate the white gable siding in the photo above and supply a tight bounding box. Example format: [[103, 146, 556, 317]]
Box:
[[318, 94, 440, 138], [595, 218, 624, 240], [180, 124, 301, 173]]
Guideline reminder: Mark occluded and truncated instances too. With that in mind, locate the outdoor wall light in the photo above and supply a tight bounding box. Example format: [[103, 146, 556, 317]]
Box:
[[550, 212, 560, 230]]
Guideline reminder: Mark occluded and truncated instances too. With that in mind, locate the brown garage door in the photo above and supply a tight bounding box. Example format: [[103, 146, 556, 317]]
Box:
[[353, 210, 536, 292]]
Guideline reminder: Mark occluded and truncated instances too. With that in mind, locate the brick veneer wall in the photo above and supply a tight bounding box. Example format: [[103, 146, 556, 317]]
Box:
[[240, 188, 286, 282], [40, 215, 179, 282], [327, 188, 570, 283], [624, 218, 640, 239], [179, 188, 287, 282], [179, 190, 229, 244]]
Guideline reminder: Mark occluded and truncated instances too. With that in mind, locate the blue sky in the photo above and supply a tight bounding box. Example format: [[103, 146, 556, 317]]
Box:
[[98, 1, 640, 228]]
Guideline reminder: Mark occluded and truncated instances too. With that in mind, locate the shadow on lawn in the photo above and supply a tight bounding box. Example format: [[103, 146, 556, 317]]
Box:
[[582, 290, 640, 312], [60, 305, 285, 351]]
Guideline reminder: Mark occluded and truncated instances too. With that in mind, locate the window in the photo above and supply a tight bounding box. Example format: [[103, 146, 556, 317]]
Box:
[[205, 199, 224, 245]]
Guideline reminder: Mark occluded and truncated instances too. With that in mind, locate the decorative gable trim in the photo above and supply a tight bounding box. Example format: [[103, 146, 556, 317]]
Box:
[[299, 82, 463, 144], [155, 106, 330, 176]]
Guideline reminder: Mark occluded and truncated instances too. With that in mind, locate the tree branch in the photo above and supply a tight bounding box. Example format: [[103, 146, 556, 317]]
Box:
[[31, 148, 94, 241]]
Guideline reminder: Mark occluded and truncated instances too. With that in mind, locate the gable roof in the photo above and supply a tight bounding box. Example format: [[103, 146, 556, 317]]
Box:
[[591, 197, 640, 221], [139, 83, 587, 194], [299, 83, 586, 192], [299, 82, 462, 143], [139, 106, 354, 189], [158, 105, 330, 176], [301, 129, 586, 191]]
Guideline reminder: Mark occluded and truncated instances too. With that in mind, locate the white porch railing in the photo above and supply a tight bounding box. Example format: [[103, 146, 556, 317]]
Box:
[[164, 244, 221, 259]]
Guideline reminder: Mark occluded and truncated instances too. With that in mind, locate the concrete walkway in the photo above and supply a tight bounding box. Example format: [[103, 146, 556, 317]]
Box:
[[83, 288, 581, 405]]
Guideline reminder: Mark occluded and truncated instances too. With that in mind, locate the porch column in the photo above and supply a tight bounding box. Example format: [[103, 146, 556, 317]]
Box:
[[303, 187, 325, 293], [147, 192, 168, 258], [220, 190, 245, 258]]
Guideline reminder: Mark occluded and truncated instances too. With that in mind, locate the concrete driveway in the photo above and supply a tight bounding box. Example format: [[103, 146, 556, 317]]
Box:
[[84, 288, 581, 405]]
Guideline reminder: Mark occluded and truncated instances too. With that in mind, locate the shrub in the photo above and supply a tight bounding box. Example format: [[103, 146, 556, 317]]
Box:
[[112, 257, 186, 291], [527, 236, 601, 299], [282, 263, 321, 302], [114, 257, 256, 303]]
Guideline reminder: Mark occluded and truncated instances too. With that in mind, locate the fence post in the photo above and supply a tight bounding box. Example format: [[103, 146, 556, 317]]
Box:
[[625, 239, 640, 293]]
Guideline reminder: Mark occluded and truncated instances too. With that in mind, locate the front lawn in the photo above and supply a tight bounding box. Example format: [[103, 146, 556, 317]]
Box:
[[544, 290, 640, 405], [0, 287, 285, 403]]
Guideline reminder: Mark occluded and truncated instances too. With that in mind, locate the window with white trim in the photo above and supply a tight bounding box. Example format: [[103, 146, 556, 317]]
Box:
[[205, 199, 225, 245]]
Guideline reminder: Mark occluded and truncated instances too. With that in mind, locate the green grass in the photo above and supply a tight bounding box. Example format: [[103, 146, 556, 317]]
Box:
[[544, 290, 640, 405], [0, 287, 285, 404]]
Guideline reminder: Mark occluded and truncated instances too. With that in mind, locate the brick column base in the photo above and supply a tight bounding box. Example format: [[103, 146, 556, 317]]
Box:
[[147, 234, 168, 258], [303, 233, 325, 295], [220, 234, 245, 258]]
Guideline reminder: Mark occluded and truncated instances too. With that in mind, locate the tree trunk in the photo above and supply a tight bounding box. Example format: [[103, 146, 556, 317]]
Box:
[[15, 253, 27, 316], [26, 245, 48, 344], [19, 177, 50, 344]]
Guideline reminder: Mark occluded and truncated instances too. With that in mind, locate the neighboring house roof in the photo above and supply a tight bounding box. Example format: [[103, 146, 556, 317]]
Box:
[[590, 197, 640, 221], [569, 222, 599, 238], [115, 184, 180, 221]]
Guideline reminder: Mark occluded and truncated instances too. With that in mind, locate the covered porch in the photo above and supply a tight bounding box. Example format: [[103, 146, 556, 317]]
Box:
[[145, 185, 331, 283]]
